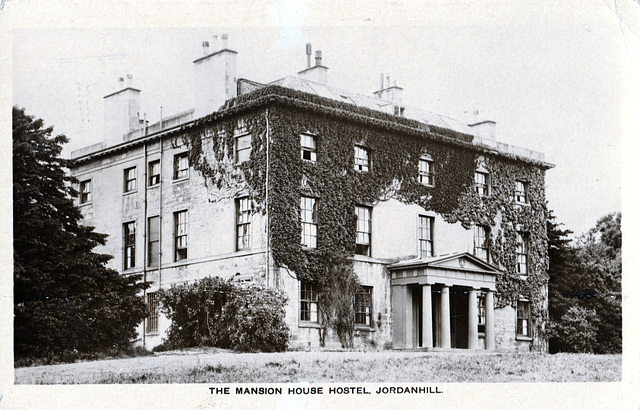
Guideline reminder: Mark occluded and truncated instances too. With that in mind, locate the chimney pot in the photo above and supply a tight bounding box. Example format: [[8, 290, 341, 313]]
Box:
[[221, 33, 228, 49], [202, 40, 210, 55], [306, 43, 312, 68], [315, 50, 322, 66]]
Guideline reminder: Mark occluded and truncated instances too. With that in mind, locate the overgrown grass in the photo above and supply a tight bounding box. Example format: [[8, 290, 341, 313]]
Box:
[[15, 351, 621, 384]]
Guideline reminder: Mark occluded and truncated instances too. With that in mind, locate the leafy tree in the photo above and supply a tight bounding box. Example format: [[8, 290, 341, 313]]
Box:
[[13, 106, 148, 361], [547, 211, 621, 354]]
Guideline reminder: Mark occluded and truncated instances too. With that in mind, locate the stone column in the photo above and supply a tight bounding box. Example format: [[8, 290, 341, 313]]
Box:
[[485, 290, 495, 350], [440, 286, 451, 349], [422, 284, 433, 348], [468, 289, 478, 350], [405, 287, 413, 349]]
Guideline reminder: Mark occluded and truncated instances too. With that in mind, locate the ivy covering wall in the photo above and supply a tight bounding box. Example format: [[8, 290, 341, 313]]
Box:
[[182, 85, 551, 347]]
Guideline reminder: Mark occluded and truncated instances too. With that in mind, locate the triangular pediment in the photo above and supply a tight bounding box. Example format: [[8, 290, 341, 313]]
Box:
[[388, 252, 502, 275], [428, 253, 501, 274]]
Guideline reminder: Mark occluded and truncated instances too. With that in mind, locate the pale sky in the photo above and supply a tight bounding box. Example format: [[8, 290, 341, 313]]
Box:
[[6, 1, 638, 239]]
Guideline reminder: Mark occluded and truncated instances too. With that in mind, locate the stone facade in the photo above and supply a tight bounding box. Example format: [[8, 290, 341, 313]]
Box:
[[70, 44, 552, 352]]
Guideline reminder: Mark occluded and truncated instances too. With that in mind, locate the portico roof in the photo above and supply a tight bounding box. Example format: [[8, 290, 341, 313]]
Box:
[[388, 252, 502, 290]]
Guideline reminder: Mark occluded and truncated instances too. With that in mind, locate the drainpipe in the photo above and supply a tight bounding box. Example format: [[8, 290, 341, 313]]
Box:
[[158, 135, 164, 291], [142, 142, 148, 348], [265, 108, 271, 287]]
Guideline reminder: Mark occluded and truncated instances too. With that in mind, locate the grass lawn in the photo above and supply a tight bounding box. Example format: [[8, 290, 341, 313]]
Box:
[[14, 350, 621, 384]]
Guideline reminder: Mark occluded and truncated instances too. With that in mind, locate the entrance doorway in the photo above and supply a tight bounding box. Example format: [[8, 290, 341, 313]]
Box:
[[450, 288, 469, 348]]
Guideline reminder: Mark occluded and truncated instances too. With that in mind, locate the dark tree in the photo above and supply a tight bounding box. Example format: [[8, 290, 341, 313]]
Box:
[[547, 211, 622, 354], [13, 106, 148, 362]]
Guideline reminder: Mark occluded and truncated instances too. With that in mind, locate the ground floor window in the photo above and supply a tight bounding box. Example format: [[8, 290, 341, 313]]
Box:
[[300, 281, 318, 323], [478, 292, 486, 334], [517, 300, 531, 337], [355, 286, 373, 327], [146, 292, 159, 334]]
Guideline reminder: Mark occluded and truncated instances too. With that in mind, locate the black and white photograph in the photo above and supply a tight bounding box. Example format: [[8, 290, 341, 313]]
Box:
[[2, 0, 638, 408]]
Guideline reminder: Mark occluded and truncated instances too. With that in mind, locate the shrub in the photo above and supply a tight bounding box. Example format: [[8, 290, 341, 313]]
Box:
[[548, 306, 599, 353], [157, 277, 290, 352]]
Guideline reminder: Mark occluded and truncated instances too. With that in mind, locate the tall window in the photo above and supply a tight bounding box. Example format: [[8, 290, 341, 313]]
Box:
[[355, 206, 372, 256], [474, 225, 490, 262], [419, 155, 434, 186], [148, 160, 160, 186], [123, 221, 136, 269], [236, 197, 251, 251], [515, 180, 529, 203], [173, 153, 189, 180], [355, 286, 373, 327], [301, 133, 317, 162], [478, 292, 486, 334], [517, 300, 531, 337], [418, 215, 434, 258], [475, 171, 489, 196], [146, 292, 159, 334], [235, 133, 252, 164], [300, 281, 318, 323], [516, 232, 528, 275], [124, 167, 137, 193], [354, 146, 370, 172], [79, 179, 92, 204], [174, 210, 188, 261], [147, 216, 160, 267], [300, 196, 318, 248]]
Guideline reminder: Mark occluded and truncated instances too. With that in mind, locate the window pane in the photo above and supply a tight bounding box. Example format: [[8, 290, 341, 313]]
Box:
[[355, 206, 371, 256]]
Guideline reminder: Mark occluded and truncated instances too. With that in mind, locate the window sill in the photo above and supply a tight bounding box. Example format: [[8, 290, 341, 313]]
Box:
[[145, 332, 160, 336], [147, 184, 160, 189], [515, 201, 530, 207], [123, 190, 138, 196], [78, 202, 92, 207], [299, 322, 322, 329], [516, 335, 532, 341], [355, 326, 375, 332], [172, 177, 189, 184]]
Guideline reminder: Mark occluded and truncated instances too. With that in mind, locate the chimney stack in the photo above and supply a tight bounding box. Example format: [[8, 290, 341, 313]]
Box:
[[103, 75, 141, 146], [467, 110, 496, 140], [193, 36, 238, 117], [298, 46, 329, 85], [373, 73, 403, 106]]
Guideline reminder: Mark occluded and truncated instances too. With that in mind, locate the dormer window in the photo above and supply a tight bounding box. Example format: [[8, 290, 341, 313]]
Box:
[[394, 105, 405, 117], [354, 146, 370, 172]]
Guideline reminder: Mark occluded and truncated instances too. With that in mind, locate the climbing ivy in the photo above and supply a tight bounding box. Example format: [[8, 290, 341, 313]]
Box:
[[181, 85, 551, 348]]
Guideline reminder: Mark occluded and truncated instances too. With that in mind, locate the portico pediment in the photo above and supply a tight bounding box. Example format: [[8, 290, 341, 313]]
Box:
[[388, 252, 502, 290]]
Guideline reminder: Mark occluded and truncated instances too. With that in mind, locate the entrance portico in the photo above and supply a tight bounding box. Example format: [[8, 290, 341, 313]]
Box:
[[388, 252, 501, 350]]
